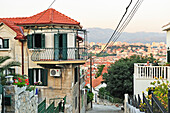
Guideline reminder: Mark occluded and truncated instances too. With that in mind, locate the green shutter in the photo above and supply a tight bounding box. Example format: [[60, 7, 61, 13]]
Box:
[[28, 69, 33, 85], [41, 69, 48, 86], [3, 39, 9, 48], [54, 34, 59, 60], [168, 51, 170, 63], [27, 35, 33, 49], [41, 34, 45, 48], [62, 34, 67, 60]]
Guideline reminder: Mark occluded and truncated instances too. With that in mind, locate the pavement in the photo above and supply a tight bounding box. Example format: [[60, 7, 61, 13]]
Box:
[[86, 104, 123, 113]]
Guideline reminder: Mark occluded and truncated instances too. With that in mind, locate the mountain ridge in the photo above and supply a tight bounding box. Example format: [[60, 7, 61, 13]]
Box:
[[86, 28, 166, 44]]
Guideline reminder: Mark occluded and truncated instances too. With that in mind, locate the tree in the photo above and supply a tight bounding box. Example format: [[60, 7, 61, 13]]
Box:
[[96, 65, 105, 78], [103, 55, 155, 99], [0, 56, 21, 84]]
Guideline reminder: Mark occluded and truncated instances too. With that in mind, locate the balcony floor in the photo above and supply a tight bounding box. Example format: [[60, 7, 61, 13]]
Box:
[[34, 60, 86, 65]]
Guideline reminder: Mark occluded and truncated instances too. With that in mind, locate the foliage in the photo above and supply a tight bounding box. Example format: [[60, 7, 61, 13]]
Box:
[[0, 56, 21, 85], [98, 87, 123, 103], [0, 56, 21, 72], [147, 77, 169, 110], [87, 91, 94, 104], [13, 77, 29, 87], [98, 87, 110, 98], [26, 85, 35, 92], [85, 86, 94, 103], [103, 55, 156, 99], [139, 102, 146, 112], [96, 65, 105, 78]]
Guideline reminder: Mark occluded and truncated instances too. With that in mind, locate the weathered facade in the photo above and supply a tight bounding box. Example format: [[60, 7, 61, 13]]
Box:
[[0, 8, 87, 113]]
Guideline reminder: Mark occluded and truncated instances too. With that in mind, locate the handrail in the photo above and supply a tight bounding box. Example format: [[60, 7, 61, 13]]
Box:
[[152, 93, 167, 113], [31, 47, 88, 61]]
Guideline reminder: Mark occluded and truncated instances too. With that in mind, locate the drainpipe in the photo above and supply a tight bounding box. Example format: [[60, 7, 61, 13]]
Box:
[[19, 39, 25, 75]]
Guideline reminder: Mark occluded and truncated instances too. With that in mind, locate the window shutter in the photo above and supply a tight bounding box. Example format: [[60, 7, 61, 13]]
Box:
[[54, 34, 59, 60], [62, 34, 67, 60], [27, 35, 33, 49], [41, 34, 45, 48], [41, 69, 48, 86], [28, 69, 33, 85], [3, 39, 9, 49], [168, 51, 170, 63]]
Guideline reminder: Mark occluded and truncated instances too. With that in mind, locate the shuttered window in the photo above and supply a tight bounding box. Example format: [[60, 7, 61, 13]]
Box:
[[28, 68, 48, 86], [54, 34, 67, 60], [27, 34, 45, 49]]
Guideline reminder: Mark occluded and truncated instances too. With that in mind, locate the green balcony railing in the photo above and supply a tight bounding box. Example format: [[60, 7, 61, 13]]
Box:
[[31, 47, 87, 61]]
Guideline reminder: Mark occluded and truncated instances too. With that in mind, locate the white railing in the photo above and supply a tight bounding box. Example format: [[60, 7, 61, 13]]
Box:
[[124, 94, 144, 113], [134, 63, 170, 80]]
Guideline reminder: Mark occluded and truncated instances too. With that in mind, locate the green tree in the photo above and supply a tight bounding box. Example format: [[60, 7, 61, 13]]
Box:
[[96, 65, 105, 78], [103, 55, 155, 99], [0, 56, 21, 84]]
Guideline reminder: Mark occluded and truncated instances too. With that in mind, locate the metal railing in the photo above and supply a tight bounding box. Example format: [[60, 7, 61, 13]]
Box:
[[31, 47, 87, 61], [134, 63, 170, 79], [125, 92, 169, 113]]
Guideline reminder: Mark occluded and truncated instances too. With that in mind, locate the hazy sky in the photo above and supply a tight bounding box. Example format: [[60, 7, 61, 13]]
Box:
[[1, 0, 170, 33]]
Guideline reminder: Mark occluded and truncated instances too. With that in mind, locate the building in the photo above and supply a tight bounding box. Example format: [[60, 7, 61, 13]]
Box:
[[133, 22, 170, 96], [0, 8, 87, 113]]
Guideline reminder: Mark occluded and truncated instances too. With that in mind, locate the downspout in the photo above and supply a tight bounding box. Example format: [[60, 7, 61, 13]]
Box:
[[19, 27, 25, 75], [19, 40, 24, 75]]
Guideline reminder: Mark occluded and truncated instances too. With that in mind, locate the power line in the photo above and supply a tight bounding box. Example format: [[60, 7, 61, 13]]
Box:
[[98, 0, 133, 55], [107, 0, 143, 49], [97, 0, 144, 56], [35, 0, 56, 23]]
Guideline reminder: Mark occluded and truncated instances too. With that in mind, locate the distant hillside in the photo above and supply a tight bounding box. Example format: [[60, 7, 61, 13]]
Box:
[[87, 28, 166, 44]]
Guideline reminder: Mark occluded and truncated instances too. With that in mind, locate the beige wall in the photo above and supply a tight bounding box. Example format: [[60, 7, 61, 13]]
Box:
[[0, 24, 84, 113], [0, 24, 22, 74]]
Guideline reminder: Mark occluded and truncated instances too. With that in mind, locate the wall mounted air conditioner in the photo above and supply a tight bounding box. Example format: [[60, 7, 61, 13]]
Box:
[[50, 69, 61, 77]]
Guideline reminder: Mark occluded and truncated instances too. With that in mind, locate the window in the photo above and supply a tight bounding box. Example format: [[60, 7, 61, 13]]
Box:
[[75, 96, 77, 110], [168, 51, 170, 63], [0, 39, 9, 49], [74, 67, 78, 84], [28, 68, 48, 86], [0, 68, 15, 75], [27, 34, 45, 49]]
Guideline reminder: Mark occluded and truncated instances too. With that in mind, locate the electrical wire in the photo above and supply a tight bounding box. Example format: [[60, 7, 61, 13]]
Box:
[[98, 0, 133, 55], [106, 0, 143, 50], [35, 0, 56, 23], [97, 0, 144, 57]]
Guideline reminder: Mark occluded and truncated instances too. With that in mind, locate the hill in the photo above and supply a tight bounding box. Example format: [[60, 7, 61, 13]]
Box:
[[87, 28, 166, 44]]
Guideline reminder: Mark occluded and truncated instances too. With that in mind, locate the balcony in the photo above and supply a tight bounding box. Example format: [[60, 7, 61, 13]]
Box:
[[134, 63, 170, 95], [31, 47, 87, 65]]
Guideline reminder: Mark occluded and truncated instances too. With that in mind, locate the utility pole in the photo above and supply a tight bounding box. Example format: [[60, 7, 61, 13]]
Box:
[[90, 56, 93, 108]]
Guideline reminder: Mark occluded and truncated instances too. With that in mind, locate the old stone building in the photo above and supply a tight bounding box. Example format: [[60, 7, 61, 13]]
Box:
[[0, 8, 87, 113]]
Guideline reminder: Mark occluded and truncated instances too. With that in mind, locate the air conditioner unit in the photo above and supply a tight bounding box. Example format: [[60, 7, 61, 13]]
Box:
[[50, 69, 61, 77]]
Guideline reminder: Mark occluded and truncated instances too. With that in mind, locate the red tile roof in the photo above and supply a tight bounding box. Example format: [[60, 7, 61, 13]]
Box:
[[0, 8, 82, 39], [16, 8, 80, 26], [92, 75, 104, 88], [0, 19, 25, 39]]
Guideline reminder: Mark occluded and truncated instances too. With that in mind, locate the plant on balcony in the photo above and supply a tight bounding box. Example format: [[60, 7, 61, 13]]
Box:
[[13, 77, 29, 88]]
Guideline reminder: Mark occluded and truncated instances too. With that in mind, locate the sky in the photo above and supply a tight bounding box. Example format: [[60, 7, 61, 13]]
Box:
[[0, 0, 170, 33]]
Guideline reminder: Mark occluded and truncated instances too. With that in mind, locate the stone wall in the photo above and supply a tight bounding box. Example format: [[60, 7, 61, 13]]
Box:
[[4, 85, 38, 113]]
